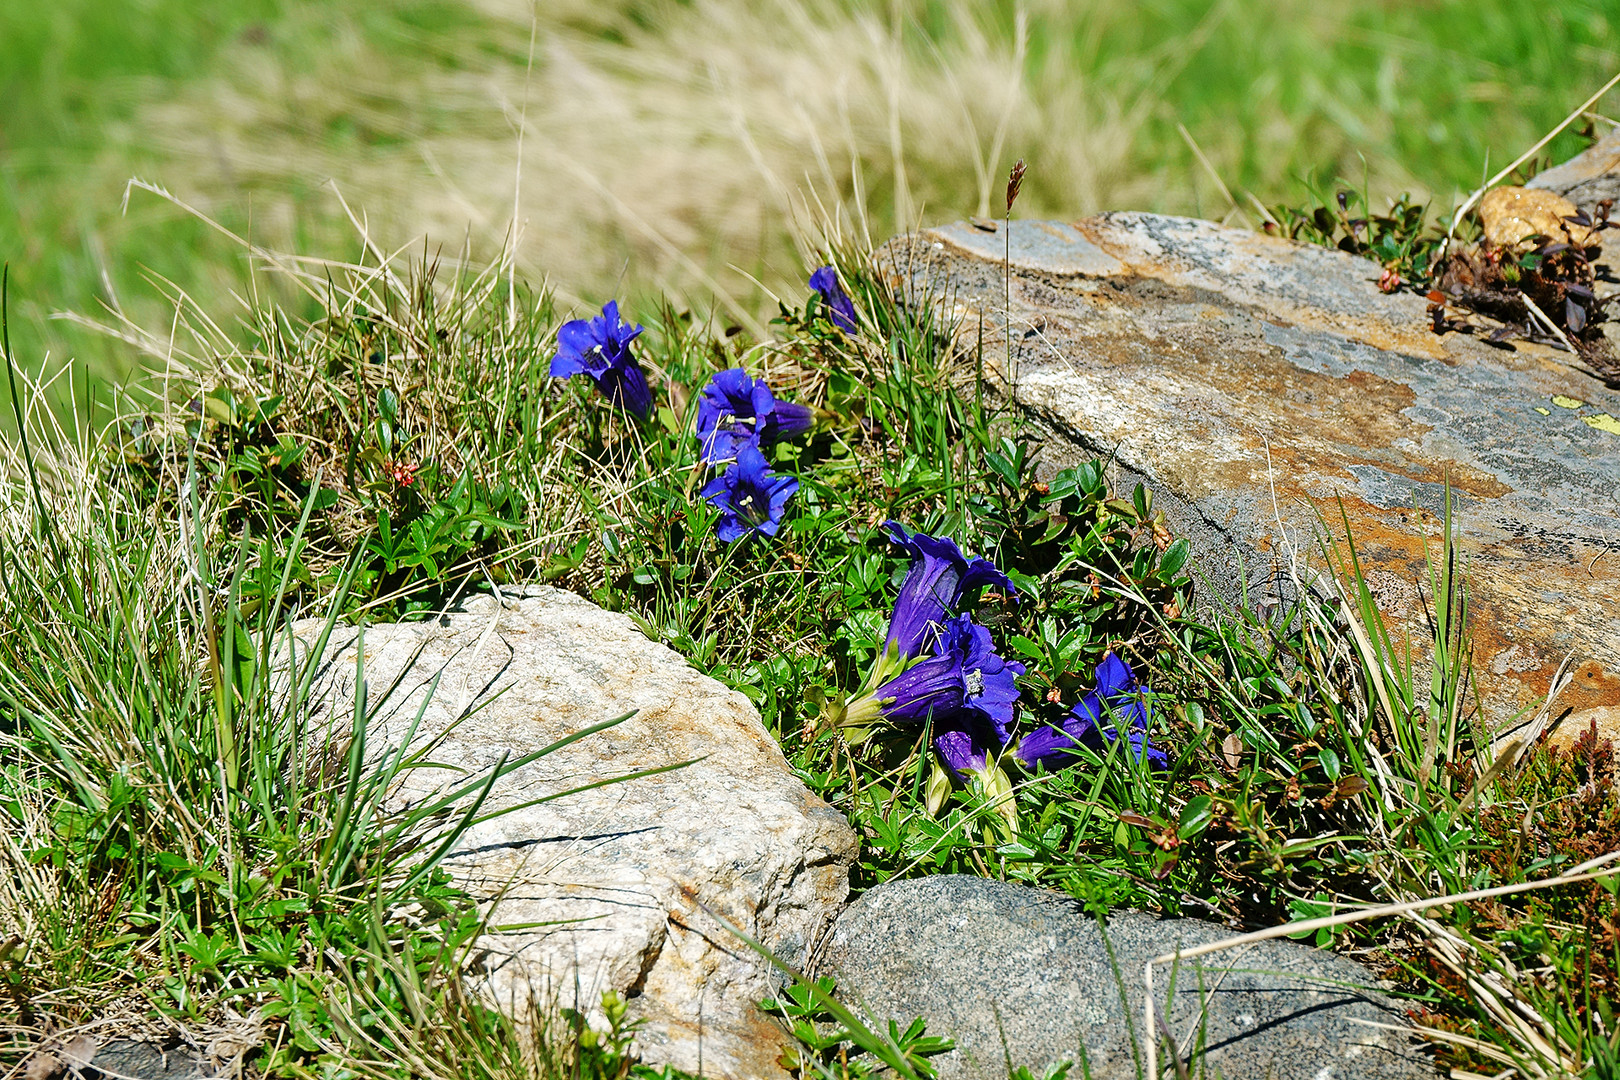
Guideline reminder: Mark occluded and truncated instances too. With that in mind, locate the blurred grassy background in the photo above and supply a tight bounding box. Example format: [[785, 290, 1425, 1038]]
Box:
[[2, 0, 1617, 404]]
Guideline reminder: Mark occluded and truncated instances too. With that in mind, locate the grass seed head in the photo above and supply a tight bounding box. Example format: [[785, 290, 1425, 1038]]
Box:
[[1005, 158, 1027, 215]]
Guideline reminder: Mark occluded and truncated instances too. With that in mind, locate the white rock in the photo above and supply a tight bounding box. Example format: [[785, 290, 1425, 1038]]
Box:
[[292, 586, 856, 1079]]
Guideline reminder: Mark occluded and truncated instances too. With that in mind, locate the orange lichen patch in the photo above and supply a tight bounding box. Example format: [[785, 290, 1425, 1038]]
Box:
[[1342, 368, 1418, 411], [1319, 313, 1448, 360], [1325, 496, 1433, 563], [1318, 518, 1581, 726], [1296, 505, 1590, 732], [1277, 296, 1455, 362], [1458, 594, 1554, 715], [1072, 217, 1456, 362], [1436, 464, 1511, 499], [1568, 660, 1620, 710], [1343, 454, 1512, 500], [1188, 357, 1427, 454]]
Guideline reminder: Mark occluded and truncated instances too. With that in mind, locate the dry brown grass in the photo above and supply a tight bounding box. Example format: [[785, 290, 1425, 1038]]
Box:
[[109, 0, 1373, 325]]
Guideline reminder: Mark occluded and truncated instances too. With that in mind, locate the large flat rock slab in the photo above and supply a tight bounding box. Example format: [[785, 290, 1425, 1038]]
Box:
[[879, 215, 1620, 725], [819, 876, 1436, 1080], [293, 587, 857, 1079]]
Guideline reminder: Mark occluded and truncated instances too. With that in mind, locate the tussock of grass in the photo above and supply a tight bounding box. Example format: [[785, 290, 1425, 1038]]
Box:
[[0, 275, 664, 1074]]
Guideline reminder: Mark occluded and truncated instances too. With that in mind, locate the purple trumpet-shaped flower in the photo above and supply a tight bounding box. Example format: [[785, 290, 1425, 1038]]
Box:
[[1014, 652, 1167, 771], [840, 615, 1024, 739], [700, 442, 799, 543], [809, 265, 858, 335], [933, 715, 1005, 782], [881, 522, 1016, 663], [695, 368, 817, 463], [550, 300, 653, 419], [932, 715, 1021, 837]]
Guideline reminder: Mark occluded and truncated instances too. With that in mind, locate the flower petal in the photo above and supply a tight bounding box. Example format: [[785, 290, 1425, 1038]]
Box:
[[1020, 652, 1168, 771], [1012, 722, 1084, 772], [933, 714, 1004, 780], [697, 423, 753, 464], [698, 368, 759, 433], [601, 356, 653, 419], [809, 265, 858, 334], [762, 400, 816, 441], [880, 522, 1016, 661], [701, 442, 797, 543]]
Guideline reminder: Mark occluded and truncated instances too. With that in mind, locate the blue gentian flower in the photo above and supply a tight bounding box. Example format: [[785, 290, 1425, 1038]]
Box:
[[695, 368, 816, 463], [550, 300, 653, 419], [840, 615, 1025, 738], [700, 442, 799, 543], [933, 715, 1021, 837], [1014, 652, 1167, 771], [881, 522, 1016, 664], [933, 716, 1004, 781], [929, 616, 1024, 777], [809, 265, 858, 335]]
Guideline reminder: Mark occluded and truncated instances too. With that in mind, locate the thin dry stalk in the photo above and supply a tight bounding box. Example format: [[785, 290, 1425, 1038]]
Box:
[[1141, 852, 1620, 1079], [1177, 122, 1248, 226], [1520, 292, 1579, 355], [1492, 651, 1578, 774]]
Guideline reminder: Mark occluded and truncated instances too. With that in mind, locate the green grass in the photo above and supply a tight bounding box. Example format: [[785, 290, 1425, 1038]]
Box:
[[5, 4, 1620, 1075], [0, 345, 673, 1076], [3, 0, 1618, 410], [0, 0, 506, 396], [3, 185, 1617, 1076]]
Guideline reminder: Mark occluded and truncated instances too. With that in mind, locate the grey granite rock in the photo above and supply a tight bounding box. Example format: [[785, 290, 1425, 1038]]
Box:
[[84, 1041, 207, 1080], [818, 876, 1437, 1080], [292, 586, 858, 1080]]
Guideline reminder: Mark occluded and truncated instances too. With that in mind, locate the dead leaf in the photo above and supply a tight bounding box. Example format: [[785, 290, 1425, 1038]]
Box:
[[57, 1036, 98, 1072], [1480, 186, 1587, 249], [24, 1053, 62, 1080], [1222, 733, 1243, 770]]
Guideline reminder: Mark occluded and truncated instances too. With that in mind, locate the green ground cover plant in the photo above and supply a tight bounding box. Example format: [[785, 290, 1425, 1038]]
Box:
[[3, 156, 1618, 1076]]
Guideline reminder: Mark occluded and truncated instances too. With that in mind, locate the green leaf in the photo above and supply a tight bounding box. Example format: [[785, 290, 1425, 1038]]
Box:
[[1178, 796, 1214, 840], [203, 388, 236, 425], [1008, 635, 1046, 663], [1158, 537, 1190, 579]]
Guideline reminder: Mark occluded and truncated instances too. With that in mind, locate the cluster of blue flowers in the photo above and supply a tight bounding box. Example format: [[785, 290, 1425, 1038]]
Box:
[[549, 267, 1162, 818], [832, 523, 1164, 824], [550, 267, 856, 542], [688, 265, 855, 539], [695, 369, 810, 542]]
